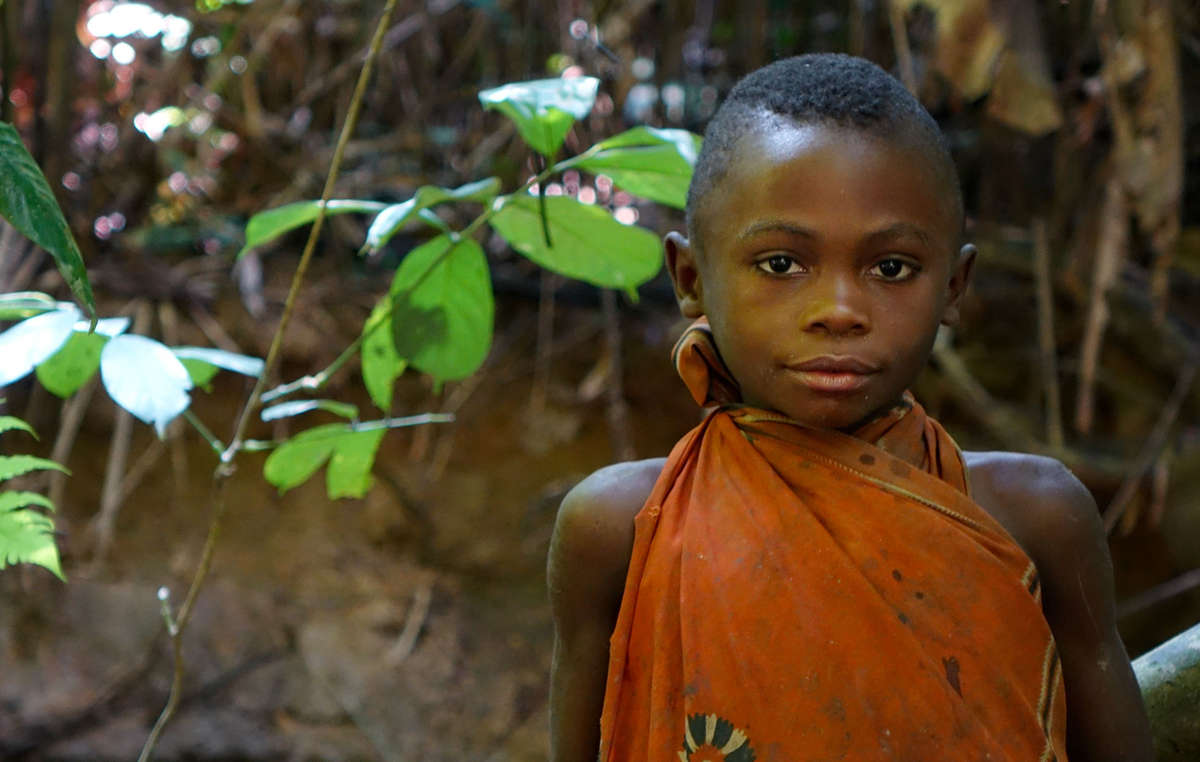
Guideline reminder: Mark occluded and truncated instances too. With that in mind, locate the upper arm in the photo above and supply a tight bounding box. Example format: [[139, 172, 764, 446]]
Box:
[[547, 460, 660, 762], [1016, 458, 1154, 762]]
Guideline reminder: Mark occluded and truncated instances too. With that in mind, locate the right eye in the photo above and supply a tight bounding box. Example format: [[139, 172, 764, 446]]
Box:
[[757, 254, 803, 275]]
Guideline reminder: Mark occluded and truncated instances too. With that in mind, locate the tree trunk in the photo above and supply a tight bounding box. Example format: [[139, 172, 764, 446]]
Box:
[[1133, 622, 1200, 761]]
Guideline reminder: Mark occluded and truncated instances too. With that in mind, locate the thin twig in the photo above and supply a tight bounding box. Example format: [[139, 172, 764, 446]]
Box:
[[385, 577, 434, 665], [1117, 568, 1200, 619], [887, 0, 918, 94], [1102, 356, 1198, 534], [136, 3, 402, 759], [1032, 219, 1064, 448]]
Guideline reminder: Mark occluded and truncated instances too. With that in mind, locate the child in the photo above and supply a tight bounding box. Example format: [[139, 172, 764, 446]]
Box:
[[547, 54, 1153, 761]]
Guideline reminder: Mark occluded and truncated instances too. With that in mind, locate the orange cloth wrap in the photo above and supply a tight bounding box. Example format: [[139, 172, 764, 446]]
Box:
[[599, 320, 1068, 762]]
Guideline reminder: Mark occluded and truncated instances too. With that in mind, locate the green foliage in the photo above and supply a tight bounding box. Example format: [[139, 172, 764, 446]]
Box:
[[37, 330, 108, 398], [263, 423, 384, 499], [238, 199, 387, 260], [489, 195, 662, 294], [361, 299, 408, 411], [388, 235, 493, 386], [0, 123, 96, 319], [563, 127, 702, 210], [363, 178, 501, 253], [478, 77, 600, 158], [0, 417, 66, 580]]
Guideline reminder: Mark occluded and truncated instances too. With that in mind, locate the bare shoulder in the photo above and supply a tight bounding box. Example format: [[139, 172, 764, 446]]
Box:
[[547, 458, 666, 632], [963, 451, 1102, 571]]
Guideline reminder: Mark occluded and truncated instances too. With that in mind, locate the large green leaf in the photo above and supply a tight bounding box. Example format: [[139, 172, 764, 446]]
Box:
[[390, 235, 493, 385], [238, 199, 387, 259], [0, 505, 63, 580], [36, 330, 108, 398], [0, 123, 95, 318], [478, 77, 599, 158], [489, 194, 662, 293], [565, 127, 701, 209], [363, 178, 501, 253], [360, 296, 407, 411], [263, 423, 384, 499]]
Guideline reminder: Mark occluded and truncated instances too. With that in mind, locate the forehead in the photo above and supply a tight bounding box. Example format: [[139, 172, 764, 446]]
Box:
[[695, 121, 959, 255]]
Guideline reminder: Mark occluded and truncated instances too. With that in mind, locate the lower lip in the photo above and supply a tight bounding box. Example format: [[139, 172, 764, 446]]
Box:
[[790, 370, 874, 394]]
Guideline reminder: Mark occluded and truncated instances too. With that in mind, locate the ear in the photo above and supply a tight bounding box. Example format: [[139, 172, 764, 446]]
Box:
[[941, 243, 977, 327], [664, 231, 705, 318]]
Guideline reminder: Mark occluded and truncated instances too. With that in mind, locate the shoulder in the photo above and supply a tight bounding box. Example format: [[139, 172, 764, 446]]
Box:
[[963, 451, 1104, 580], [547, 459, 666, 633]]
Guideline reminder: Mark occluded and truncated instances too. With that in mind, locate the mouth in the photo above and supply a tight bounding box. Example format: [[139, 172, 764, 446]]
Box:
[[784, 356, 880, 394]]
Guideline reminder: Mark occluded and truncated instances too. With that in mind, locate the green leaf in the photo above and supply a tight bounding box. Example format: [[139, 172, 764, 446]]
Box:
[[478, 77, 599, 158], [0, 123, 95, 318], [361, 296, 407, 411], [0, 505, 63, 580], [389, 235, 493, 385], [0, 292, 59, 321], [363, 178, 501, 253], [593, 125, 702, 162], [261, 399, 358, 422], [325, 428, 384, 499], [0, 416, 35, 438], [0, 455, 68, 480], [180, 358, 220, 388], [238, 199, 387, 260], [489, 194, 662, 292], [565, 127, 701, 209], [0, 491, 55, 512], [36, 330, 108, 398], [262, 423, 384, 499]]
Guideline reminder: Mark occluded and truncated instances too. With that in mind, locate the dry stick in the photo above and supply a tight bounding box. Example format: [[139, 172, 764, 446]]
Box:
[[89, 300, 152, 571], [46, 375, 98, 516], [529, 271, 557, 413], [1075, 175, 1127, 434], [1117, 567, 1200, 620], [601, 288, 634, 462], [1101, 356, 1198, 534], [1032, 219, 1064, 449], [135, 3, 401, 760], [887, 0, 918, 94]]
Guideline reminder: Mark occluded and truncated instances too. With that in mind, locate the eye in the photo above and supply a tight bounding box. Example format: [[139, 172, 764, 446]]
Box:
[[757, 254, 804, 275], [870, 257, 919, 281]]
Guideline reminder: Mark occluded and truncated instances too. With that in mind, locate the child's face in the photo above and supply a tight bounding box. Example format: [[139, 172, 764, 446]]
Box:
[[669, 121, 973, 430]]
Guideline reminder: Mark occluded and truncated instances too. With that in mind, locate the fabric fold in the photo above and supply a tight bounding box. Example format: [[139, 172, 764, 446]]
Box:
[[599, 320, 1068, 762]]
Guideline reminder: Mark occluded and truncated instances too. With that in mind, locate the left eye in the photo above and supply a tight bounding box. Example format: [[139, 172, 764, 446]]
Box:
[[871, 258, 917, 281], [758, 255, 803, 275]]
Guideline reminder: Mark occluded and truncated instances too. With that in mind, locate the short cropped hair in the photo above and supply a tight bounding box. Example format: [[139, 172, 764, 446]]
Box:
[[687, 53, 963, 242]]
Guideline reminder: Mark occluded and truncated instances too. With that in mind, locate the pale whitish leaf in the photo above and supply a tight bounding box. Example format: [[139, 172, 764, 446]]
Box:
[[36, 330, 107, 398], [172, 346, 264, 378], [0, 306, 79, 386], [77, 317, 130, 337], [0, 455, 68, 480], [361, 295, 407, 411], [262, 423, 383, 499], [260, 399, 358, 422], [0, 123, 95, 317], [0, 292, 58, 321], [100, 334, 193, 437], [363, 178, 501, 253], [489, 194, 661, 293], [238, 199, 387, 260], [0, 505, 63, 580], [478, 77, 599, 158], [389, 235, 493, 385]]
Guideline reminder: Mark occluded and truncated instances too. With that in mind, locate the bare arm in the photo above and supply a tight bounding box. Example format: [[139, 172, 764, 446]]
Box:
[[547, 461, 660, 762], [1011, 458, 1155, 761]]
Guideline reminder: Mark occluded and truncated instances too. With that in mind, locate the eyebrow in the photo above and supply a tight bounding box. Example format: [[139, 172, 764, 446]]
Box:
[[736, 219, 936, 249]]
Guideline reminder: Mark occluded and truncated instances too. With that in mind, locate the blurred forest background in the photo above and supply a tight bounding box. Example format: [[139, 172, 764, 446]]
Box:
[[0, 0, 1198, 759]]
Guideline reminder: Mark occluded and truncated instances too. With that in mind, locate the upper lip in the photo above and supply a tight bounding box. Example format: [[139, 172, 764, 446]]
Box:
[[787, 356, 880, 374]]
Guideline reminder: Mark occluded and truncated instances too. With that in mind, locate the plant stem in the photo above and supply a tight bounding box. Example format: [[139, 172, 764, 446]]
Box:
[[135, 2, 399, 759], [183, 409, 224, 455]]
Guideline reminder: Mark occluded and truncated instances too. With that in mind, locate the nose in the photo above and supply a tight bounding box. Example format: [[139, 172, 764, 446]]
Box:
[[799, 273, 870, 336]]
